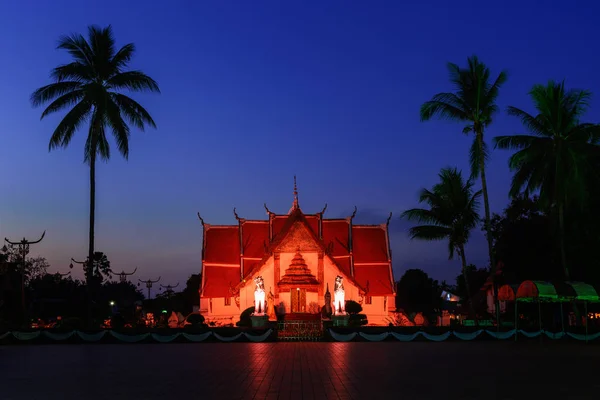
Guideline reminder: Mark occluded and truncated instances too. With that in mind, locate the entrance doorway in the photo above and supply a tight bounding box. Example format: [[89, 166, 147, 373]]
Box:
[[290, 288, 307, 313]]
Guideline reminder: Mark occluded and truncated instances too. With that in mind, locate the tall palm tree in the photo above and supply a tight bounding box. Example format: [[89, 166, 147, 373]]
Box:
[[494, 81, 600, 280], [31, 25, 159, 284], [420, 56, 507, 285], [401, 167, 482, 316]]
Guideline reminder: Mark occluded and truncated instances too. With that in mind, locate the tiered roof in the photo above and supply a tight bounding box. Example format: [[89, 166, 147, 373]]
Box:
[[199, 179, 395, 299]]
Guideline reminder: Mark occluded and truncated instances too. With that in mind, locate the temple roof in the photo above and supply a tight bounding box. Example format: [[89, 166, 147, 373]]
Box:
[[200, 183, 394, 298]]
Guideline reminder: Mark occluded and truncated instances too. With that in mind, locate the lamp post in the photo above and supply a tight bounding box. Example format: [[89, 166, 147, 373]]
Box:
[[70, 256, 101, 324], [138, 277, 161, 299], [110, 267, 137, 283], [160, 282, 179, 299], [4, 231, 46, 324]]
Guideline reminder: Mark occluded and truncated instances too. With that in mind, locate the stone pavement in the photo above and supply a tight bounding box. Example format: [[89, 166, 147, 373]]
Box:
[[1, 341, 599, 399]]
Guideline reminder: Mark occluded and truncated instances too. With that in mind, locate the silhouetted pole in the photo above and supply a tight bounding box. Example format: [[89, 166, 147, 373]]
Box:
[[160, 282, 179, 300], [71, 256, 98, 324], [110, 267, 137, 283], [139, 277, 161, 299], [4, 231, 46, 325]]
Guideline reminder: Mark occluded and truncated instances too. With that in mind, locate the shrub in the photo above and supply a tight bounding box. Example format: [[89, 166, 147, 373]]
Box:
[[110, 314, 125, 330], [186, 313, 205, 326], [345, 300, 362, 315], [57, 317, 84, 330], [236, 306, 254, 327], [349, 313, 368, 327]]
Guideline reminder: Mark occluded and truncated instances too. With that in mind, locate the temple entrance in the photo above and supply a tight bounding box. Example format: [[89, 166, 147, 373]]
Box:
[[290, 288, 307, 313]]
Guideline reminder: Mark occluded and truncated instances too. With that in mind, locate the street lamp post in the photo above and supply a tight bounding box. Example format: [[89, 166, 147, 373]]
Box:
[[4, 231, 46, 324], [70, 256, 100, 324], [160, 282, 179, 299], [110, 267, 137, 283], [138, 277, 161, 299]]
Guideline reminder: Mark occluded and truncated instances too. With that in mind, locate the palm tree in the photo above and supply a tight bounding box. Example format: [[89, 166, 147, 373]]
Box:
[[31, 25, 159, 284], [494, 81, 600, 280], [420, 56, 507, 284], [401, 167, 482, 316]]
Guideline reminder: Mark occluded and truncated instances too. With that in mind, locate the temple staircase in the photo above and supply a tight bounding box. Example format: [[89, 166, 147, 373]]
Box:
[[277, 313, 323, 341]]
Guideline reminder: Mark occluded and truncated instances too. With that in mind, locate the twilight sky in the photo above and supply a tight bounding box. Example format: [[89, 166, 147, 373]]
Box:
[[1, 0, 599, 289]]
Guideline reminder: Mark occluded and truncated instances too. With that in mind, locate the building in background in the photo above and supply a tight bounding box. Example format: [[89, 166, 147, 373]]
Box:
[[199, 180, 396, 325]]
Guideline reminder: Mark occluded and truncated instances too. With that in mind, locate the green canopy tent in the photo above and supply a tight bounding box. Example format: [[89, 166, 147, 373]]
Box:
[[515, 281, 558, 340], [566, 282, 600, 343]]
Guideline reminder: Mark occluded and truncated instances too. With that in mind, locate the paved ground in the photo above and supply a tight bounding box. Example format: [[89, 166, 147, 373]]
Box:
[[1, 342, 599, 399]]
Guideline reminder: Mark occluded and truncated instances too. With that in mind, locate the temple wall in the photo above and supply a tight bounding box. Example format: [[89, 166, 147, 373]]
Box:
[[361, 296, 392, 325], [200, 297, 240, 326], [278, 291, 290, 314]]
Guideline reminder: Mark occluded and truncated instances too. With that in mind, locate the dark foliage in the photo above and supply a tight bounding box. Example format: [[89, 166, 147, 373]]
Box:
[[236, 307, 255, 327], [395, 269, 442, 317], [345, 300, 362, 315]]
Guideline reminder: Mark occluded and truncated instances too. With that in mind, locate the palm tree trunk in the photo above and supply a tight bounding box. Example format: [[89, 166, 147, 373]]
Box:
[[558, 203, 570, 280], [86, 148, 96, 325], [458, 245, 477, 323], [88, 151, 96, 284], [477, 131, 500, 323]]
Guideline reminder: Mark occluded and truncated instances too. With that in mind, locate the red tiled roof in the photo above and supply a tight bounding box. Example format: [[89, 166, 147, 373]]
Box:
[[273, 216, 288, 237], [243, 260, 261, 278], [333, 257, 352, 277], [354, 264, 394, 295], [202, 265, 240, 297], [241, 221, 269, 259], [352, 226, 389, 263], [204, 226, 240, 265], [322, 220, 349, 256], [304, 215, 319, 237]]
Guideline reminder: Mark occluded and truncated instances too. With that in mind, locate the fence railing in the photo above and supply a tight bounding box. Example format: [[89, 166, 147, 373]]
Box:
[[277, 320, 323, 341]]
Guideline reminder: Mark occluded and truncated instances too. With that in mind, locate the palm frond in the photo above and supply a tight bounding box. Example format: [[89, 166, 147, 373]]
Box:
[[57, 33, 93, 67], [105, 97, 131, 158], [48, 101, 92, 150], [51, 62, 93, 83], [400, 208, 442, 225], [107, 71, 160, 93], [110, 93, 156, 130], [41, 90, 86, 119], [88, 25, 117, 80], [506, 106, 549, 136], [31, 81, 82, 107], [111, 43, 135, 71], [407, 225, 452, 241], [493, 134, 541, 150]]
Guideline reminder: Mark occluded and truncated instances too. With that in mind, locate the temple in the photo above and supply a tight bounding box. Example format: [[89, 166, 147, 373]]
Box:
[[198, 178, 396, 326]]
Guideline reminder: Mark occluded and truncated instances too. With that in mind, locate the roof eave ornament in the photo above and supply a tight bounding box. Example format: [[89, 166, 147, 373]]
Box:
[[197, 212, 205, 226], [319, 203, 328, 215], [386, 212, 392, 226], [264, 203, 274, 217], [233, 207, 241, 221]]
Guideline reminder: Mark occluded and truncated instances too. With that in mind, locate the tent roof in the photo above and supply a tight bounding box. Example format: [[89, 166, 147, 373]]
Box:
[[567, 282, 600, 302], [516, 281, 558, 302], [498, 284, 519, 301]]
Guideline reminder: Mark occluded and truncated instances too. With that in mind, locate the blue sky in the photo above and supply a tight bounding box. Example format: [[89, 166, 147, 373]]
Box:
[[1, 0, 598, 288]]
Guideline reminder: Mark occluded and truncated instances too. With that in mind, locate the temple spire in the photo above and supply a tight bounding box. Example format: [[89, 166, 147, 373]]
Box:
[[293, 175, 299, 209], [288, 175, 299, 214]]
